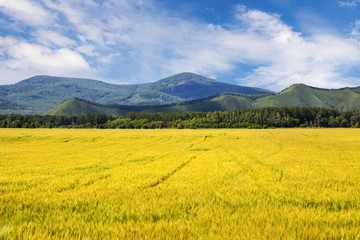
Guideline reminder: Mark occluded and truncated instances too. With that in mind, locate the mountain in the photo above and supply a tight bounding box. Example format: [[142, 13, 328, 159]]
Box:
[[0, 72, 272, 114], [143, 72, 270, 99], [47, 98, 141, 116], [47, 94, 260, 116], [47, 84, 360, 116], [255, 84, 360, 110]]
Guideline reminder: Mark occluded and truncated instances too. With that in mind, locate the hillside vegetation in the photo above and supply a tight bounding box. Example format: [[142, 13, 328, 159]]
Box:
[[0, 73, 271, 114], [256, 84, 360, 109], [48, 84, 360, 116], [1, 129, 360, 239], [47, 94, 258, 116]]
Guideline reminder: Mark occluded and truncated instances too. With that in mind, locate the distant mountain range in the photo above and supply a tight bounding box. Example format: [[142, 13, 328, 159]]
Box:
[[2, 72, 360, 116], [48, 84, 360, 116], [0, 72, 271, 114]]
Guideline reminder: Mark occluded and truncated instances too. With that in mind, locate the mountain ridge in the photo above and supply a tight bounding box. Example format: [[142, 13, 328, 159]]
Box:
[[47, 93, 260, 116], [47, 84, 360, 116], [0, 72, 272, 114], [255, 84, 360, 110]]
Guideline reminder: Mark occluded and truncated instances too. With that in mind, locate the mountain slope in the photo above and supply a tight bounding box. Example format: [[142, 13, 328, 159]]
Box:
[[47, 94, 259, 116], [255, 84, 360, 110], [47, 98, 141, 116], [142, 72, 269, 99], [48, 84, 360, 116], [0, 73, 271, 114]]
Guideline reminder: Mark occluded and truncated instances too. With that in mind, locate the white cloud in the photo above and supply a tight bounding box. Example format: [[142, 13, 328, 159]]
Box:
[[0, 37, 95, 81], [35, 30, 76, 47], [98, 53, 121, 64], [153, 6, 360, 90], [338, 0, 360, 7], [231, 7, 360, 89], [1, 0, 360, 90], [41, 0, 105, 44], [76, 44, 97, 56], [0, 0, 53, 26], [41, 0, 86, 25], [351, 20, 360, 40]]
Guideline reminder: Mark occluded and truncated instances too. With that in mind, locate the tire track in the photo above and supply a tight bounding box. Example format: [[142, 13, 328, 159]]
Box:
[[222, 137, 284, 182], [142, 156, 195, 189]]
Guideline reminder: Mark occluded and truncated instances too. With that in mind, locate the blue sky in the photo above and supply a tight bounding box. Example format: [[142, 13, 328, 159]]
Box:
[[1, 0, 360, 91]]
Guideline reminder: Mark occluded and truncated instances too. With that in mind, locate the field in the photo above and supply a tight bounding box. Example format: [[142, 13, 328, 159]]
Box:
[[1, 129, 360, 239]]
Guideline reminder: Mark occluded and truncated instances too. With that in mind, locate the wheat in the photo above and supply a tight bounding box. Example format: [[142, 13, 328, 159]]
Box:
[[0, 129, 360, 239]]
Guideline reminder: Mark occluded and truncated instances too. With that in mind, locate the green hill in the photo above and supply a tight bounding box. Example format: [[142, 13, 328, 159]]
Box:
[[255, 84, 360, 110], [47, 94, 260, 116], [0, 73, 272, 114], [46, 98, 139, 116], [47, 84, 360, 116]]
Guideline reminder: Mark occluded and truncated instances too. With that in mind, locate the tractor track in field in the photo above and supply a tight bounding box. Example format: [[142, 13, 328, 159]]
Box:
[[142, 156, 195, 189], [222, 138, 284, 182], [143, 134, 211, 189]]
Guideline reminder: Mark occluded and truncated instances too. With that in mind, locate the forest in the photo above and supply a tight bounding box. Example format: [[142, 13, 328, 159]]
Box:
[[1, 107, 360, 129]]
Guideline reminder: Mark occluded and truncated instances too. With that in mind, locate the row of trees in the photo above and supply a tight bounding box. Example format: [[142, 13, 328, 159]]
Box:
[[1, 107, 360, 129], [0, 114, 114, 129]]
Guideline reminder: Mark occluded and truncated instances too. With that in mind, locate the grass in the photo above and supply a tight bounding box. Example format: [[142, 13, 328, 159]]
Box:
[[1, 128, 360, 239]]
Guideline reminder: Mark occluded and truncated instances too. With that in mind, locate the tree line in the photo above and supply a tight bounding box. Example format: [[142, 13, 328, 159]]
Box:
[[1, 107, 360, 129]]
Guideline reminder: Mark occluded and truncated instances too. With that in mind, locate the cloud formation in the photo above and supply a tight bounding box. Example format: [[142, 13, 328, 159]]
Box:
[[0, 37, 93, 81], [0, 0, 53, 26], [231, 6, 360, 89], [0, 0, 360, 90], [338, 0, 360, 7]]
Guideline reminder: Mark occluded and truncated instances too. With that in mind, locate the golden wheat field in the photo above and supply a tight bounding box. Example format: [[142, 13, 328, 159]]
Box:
[[1, 128, 360, 239]]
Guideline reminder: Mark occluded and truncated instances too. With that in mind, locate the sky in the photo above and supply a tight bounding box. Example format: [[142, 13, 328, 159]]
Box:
[[1, 0, 360, 91]]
